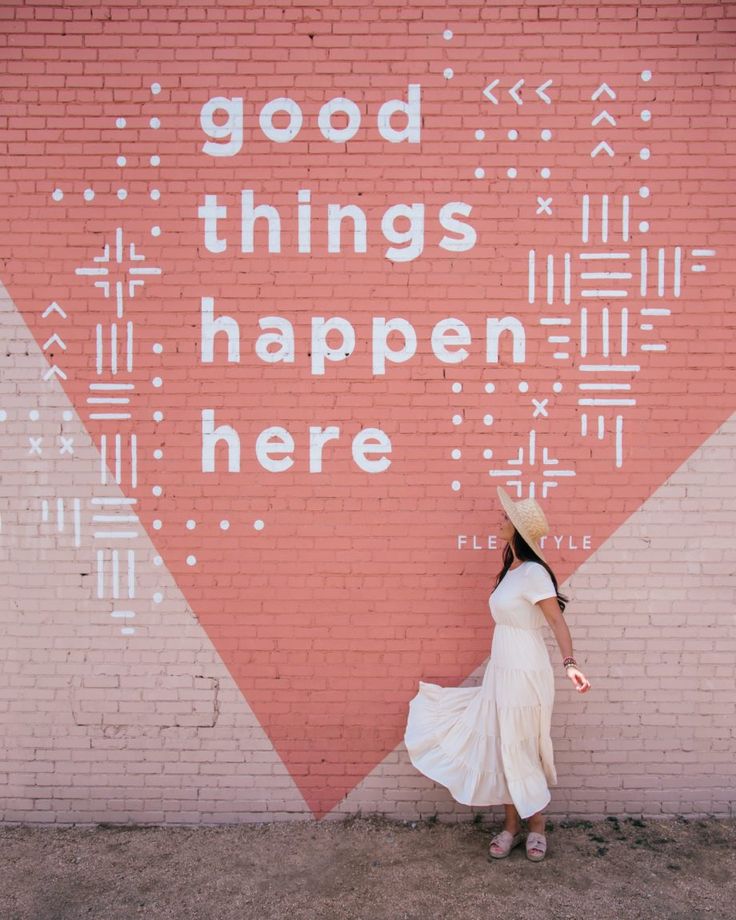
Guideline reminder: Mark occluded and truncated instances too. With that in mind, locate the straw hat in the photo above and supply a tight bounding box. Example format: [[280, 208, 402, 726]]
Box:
[[496, 486, 550, 563]]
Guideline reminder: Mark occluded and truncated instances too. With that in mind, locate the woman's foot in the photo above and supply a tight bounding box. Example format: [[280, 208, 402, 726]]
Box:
[[525, 815, 546, 860], [525, 831, 547, 861], [488, 828, 524, 859]]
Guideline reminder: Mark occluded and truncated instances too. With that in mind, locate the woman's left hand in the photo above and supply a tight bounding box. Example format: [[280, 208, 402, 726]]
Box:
[[566, 667, 591, 693]]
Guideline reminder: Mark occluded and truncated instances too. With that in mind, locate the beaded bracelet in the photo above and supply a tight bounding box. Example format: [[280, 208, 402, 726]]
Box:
[[562, 656, 578, 671]]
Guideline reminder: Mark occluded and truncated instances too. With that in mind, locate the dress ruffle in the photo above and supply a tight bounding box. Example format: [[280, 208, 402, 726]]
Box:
[[404, 657, 557, 819], [405, 565, 559, 819]]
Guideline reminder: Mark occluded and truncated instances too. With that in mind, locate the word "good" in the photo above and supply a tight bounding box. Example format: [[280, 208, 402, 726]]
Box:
[[200, 84, 421, 156]]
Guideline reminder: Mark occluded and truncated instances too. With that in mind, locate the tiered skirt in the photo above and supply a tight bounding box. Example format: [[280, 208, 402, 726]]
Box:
[[403, 624, 557, 819]]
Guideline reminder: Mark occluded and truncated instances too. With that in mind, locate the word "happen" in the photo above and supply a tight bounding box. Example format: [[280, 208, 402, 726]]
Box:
[[201, 298, 530, 376]]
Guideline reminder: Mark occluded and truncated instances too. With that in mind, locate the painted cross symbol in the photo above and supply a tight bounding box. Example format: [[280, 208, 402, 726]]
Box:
[[75, 227, 162, 319]]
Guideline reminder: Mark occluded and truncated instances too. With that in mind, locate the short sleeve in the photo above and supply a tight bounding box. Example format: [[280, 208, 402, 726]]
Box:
[[523, 562, 557, 605]]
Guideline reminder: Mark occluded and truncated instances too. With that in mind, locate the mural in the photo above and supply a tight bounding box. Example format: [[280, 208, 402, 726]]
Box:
[[1, 2, 734, 820]]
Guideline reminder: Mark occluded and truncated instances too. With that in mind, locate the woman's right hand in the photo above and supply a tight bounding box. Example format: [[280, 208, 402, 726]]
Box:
[[566, 667, 591, 693]]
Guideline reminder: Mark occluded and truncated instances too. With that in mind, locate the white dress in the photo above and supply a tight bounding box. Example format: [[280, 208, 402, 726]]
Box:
[[403, 561, 558, 819]]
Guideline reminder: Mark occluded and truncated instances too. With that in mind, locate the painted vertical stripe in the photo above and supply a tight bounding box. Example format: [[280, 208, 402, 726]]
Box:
[[601, 194, 608, 243], [658, 247, 665, 296], [111, 323, 118, 376], [528, 249, 535, 303], [640, 248, 647, 296], [621, 306, 628, 356], [96, 323, 103, 375], [581, 307, 587, 356]]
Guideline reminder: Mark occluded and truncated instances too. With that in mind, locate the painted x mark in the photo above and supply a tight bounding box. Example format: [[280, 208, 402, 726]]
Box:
[[532, 398, 549, 417]]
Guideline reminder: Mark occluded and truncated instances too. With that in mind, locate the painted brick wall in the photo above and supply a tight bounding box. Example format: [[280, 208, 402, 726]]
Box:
[[1, 0, 735, 826]]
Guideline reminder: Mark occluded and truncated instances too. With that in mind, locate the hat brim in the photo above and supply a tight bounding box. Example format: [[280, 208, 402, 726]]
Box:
[[496, 485, 547, 563]]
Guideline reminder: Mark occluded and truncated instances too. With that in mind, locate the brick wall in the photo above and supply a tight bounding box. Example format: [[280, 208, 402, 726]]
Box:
[[0, 0, 735, 825]]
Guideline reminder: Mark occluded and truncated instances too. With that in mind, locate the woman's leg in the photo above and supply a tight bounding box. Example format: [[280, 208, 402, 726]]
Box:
[[502, 803, 522, 833], [527, 808, 546, 834], [500, 804, 546, 833], [489, 804, 525, 856]]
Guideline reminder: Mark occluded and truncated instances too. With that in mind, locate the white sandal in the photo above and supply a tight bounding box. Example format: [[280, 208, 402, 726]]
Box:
[[487, 828, 524, 859], [525, 831, 547, 861]]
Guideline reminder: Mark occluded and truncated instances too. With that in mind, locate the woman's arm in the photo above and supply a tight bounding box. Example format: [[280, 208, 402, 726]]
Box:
[[536, 596, 573, 661], [536, 596, 592, 693]]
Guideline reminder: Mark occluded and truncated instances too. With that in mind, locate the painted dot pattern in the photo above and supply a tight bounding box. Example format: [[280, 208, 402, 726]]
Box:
[[63, 83, 165, 208]]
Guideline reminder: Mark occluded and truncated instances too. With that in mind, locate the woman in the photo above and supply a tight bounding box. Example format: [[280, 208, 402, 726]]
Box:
[[404, 486, 592, 862]]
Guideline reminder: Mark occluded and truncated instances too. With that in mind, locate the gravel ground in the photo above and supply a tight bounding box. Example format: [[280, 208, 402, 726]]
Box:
[[3, 813, 735, 920]]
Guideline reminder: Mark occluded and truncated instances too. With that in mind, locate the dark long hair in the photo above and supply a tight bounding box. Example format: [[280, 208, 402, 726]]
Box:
[[493, 529, 568, 614]]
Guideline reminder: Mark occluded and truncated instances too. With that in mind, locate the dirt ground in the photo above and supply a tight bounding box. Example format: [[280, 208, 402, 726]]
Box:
[[3, 813, 735, 920]]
